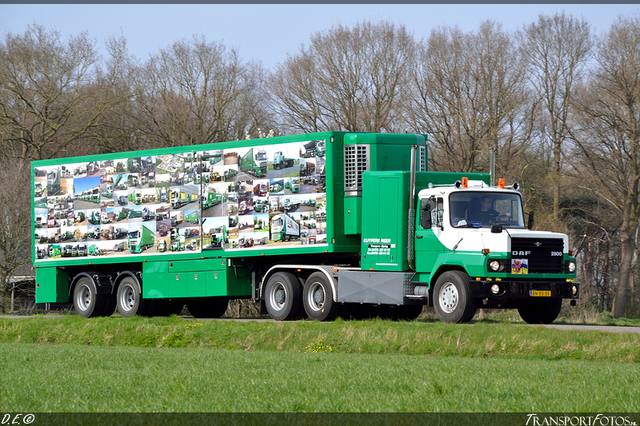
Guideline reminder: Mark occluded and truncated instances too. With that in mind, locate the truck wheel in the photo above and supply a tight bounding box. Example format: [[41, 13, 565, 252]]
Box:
[[517, 298, 562, 324], [303, 272, 340, 321], [264, 272, 301, 321], [186, 297, 229, 318], [73, 277, 106, 318], [116, 276, 150, 317], [433, 271, 477, 323]]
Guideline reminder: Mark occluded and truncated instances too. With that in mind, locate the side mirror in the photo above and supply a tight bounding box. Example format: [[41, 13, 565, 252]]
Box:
[[527, 211, 534, 230]]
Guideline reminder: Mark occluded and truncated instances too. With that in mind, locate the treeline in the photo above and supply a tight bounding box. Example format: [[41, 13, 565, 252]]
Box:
[[0, 13, 638, 317]]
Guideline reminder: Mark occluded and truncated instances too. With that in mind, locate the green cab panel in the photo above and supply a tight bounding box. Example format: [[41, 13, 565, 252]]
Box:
[[361, 172, 410, 271]]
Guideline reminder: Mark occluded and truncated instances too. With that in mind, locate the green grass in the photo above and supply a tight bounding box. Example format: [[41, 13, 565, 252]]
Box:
[[1, 316, 639, 362], [2, 316, 640, 413], [2, 342, 640, 412]]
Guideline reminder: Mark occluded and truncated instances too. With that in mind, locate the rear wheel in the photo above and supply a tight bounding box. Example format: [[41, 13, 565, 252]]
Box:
[[303, 272, 340, 321], [116, 276, 150, 317], [73, 277, 105, 318], [518, 298, 562, 324], [186, 297, 229, 318], [433, 271, 477, 323], [264, 272, 301, 321]]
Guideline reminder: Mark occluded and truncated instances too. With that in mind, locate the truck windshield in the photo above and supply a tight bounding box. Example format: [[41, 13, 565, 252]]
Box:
[[450, 192, 525, 228], [256, 151, 267, 161], [129, 230, 140, 239]]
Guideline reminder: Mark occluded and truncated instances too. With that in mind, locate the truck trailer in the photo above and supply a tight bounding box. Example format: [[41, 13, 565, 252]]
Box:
[[32, 132, 579, 322]]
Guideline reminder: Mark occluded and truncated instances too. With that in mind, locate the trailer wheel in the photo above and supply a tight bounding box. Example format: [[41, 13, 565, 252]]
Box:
[[264, 272, 301, 321], [186, 297, 229, 318], [116, 276, 150, 317], [73, 276, 106, 318], [517, 298, 562, 324], [433, 271, 477, 323], [303, 272, 340, 321]]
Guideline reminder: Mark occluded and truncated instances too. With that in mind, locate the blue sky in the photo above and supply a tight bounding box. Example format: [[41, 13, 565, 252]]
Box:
[[1, 4, 638, 70]]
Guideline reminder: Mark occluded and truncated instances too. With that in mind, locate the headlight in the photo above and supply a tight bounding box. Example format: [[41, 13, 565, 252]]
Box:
[[568, 261, 576, 273], [489, 260, 502, 272], [572, 285, 578, 297], [491, 284, 501, 295]]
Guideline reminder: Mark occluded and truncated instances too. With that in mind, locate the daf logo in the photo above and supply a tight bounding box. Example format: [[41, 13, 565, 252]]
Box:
[[534, 242, 542, 247], [512, 251, 531, 256]]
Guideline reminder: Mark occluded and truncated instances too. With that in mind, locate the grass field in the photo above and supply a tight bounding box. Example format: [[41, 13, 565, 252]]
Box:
[[1, 316, 639, 413]]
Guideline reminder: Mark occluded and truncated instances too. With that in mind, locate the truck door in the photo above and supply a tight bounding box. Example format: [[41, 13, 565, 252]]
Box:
[[414, 196, 445, 275]]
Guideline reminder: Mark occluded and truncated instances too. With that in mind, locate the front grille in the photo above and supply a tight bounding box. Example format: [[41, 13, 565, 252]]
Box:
[[510, 238, 564, 274]]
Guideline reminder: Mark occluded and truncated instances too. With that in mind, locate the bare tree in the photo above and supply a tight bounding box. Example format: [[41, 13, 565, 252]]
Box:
[[408, 21, 534, 179], [269, 21, 416, 133], [0, 159, 32, 313], [520, 13, 593, 221], [0, 25, 110, 160], [132, 35, 271, 148], [571, 14, 640, 318]]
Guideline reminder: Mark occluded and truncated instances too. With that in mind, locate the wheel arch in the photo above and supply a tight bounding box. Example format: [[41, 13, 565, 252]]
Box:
[[69, 271, 114, 298], [261, 265, 337, 302]]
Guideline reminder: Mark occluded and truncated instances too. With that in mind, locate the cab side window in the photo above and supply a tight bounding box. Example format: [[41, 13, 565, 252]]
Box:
[[420, 197, 443, 229]]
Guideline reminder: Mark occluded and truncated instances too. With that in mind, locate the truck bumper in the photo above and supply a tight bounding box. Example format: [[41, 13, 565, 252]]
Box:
[[470, 280, 579, 303]]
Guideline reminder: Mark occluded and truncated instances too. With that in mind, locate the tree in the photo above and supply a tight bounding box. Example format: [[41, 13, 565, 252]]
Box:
[[269, 21, 416, 133], [571, 14, 640, 318], [519, 13, 593, 221], [408, 21, 534, 179], [0, 25, 112, 161], [132, 35, 271, 148], [0, 159, 32, 313]]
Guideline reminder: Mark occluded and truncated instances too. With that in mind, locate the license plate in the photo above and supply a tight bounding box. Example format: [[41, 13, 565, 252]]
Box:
[[530, 290, 551, 297]]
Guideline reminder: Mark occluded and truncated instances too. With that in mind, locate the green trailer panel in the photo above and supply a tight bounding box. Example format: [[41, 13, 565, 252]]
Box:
[[35, 267, 69, 303], [142, 258, 250, 299]]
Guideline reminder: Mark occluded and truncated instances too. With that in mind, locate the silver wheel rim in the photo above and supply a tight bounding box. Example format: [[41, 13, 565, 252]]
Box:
[[439, 282, 459, 314], [119, 283, 136, 313], [269, 282, 287, 312], [306, 282, 325, 312], [75, 284, 92, 312]]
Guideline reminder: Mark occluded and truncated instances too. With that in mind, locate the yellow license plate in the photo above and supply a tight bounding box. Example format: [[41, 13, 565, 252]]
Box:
[[530, 290, 551, 297]]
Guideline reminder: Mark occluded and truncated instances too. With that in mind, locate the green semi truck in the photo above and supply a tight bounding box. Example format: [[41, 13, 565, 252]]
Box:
[[128, 226, 154, 254], [239, 147, 268, 177], [32, 132, 579, 323], [273, 151, 294, 169]]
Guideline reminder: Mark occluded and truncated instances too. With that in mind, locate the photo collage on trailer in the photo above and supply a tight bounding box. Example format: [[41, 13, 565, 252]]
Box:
[[33, 140, 327, 260]]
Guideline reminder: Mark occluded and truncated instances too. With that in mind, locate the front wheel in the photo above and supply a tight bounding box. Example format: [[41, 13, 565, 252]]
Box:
[[303, 272, 340, 321], [518, 298, 562, 324], [433, 271, 477, 323], [264, 272, 301, 321]]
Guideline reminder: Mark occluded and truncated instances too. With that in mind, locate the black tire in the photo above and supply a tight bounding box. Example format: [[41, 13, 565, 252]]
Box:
[[518, 298, 562, 324], [116, 276, 150, 317], [100, 294, 117, 317], [264, 272, 302, 321], [302, 272, 340, 321], [433, 271, 477, 323], [186, 297, 229, 318], [73, 276, 106, 318]]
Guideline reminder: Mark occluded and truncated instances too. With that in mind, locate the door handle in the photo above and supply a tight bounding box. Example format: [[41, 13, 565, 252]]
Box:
[[416, 235, 423, 239]]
